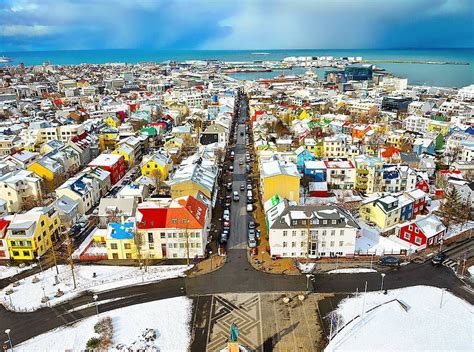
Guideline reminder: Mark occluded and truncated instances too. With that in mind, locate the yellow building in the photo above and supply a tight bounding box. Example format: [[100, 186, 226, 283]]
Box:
[[169, 163, 216, 200], [359, 195, 401, 230], [106, 221, 138, 260], [27, 156, 65, 193], [113, 144, 135, 167], [141, 153, 172, 180], [260, 160, 300, 203], [104, 115, 122, 128], [7, 206, 61, 260], [427, 120, 450, 136], [97, 128, 119, 152]]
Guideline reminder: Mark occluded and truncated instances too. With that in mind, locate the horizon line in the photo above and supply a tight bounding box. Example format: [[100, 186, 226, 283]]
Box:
[[2, 47, 474, 54]]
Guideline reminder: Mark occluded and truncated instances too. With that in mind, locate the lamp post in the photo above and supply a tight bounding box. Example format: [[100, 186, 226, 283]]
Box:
[[209, 250, 213, 270], [93, 294, 99, 318], [37, 256, 44, 277], [4, 329, 12, 351], [380, 273, 386, 292]]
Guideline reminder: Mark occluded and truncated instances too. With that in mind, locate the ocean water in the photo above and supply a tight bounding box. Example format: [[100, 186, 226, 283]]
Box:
[[1, 49, 473, 88]]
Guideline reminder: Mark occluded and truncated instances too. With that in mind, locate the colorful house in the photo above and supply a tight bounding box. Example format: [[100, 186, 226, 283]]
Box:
[[360, 195, 402, 230], [88, 153, 126, 185], [260, 160, 300, 203], [104, 114, 122, 128], [6, 206, 61, 260], [0, 219, 10, 260], [106, 220, 137, 260], [27, 156, 65, 193], [136, 195, 210, 259], [97, 128, 119, 152], [113, 143, 136, 167], [396, 214, 445, 248], [295, 146, 316, 173], [141, 153, 173, 181]]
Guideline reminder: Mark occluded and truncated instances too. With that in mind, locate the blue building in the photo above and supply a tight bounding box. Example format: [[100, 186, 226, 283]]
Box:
[[399, 195, 414, 221], [303, 160, 326, 181], [295, 147, 316, 173]]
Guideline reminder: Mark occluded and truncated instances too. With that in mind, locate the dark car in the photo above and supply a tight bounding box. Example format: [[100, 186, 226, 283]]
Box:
[[431, 252, 446, 266], [378, 256, 401, 267], [248, 220, 256, 229]]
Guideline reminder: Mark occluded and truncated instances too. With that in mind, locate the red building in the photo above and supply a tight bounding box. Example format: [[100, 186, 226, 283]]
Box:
[[416, 177, 430, 193], [397, 214, 445, 248], [88, 154, 126, 185], [406, 189, 427, 216], [0, 219, 10, 260]]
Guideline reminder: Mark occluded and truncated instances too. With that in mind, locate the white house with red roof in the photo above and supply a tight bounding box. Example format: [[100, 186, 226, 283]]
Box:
[[136, 195, 210, 259]]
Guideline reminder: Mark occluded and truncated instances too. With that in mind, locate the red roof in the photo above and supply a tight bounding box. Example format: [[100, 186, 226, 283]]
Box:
[[137, 208, 168, 229], [381, 146, 400, 158], [0, 219, 10, 238]]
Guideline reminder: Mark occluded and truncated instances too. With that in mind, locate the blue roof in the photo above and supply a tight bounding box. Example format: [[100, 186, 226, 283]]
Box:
[[110, 222, 134, 240]]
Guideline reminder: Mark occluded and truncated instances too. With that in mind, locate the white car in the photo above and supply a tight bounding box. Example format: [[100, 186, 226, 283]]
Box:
[[246, 204, 253, 212]]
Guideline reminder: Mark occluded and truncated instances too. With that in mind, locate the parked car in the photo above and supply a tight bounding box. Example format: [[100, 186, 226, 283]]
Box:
[[226, 182, 232, 191], [220, 232, 228, 244], [223, 209, 230, 220], [240, 184, 245, 191], [248, 237, 257, 248], [247, 204, 253, 212], [229, 165, 234, 171], [223, 220, 231, 228], [431, 252, 446, 266], [246, 183, 252, 190], [233, 191, 240, 201], [248, 228, 256, 239], [378, 256, 401, 267], [248, 220, 256, 229]]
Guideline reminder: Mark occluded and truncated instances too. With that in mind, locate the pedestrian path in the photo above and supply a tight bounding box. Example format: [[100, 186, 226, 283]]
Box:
[[442, 259, 458, 270]]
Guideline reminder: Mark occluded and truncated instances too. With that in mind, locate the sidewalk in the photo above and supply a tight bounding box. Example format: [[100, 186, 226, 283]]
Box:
[[187, 255, 226, 277]]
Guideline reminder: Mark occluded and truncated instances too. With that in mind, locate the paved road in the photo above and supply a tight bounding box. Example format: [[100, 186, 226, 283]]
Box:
[[1, 96, 473, 347]]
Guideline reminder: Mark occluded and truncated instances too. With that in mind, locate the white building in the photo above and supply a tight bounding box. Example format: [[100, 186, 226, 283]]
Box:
[[266, 200, 359, 258]]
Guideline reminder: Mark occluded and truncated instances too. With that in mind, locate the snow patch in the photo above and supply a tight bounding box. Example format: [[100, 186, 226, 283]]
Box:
[[325, 286, 473, 352], [1, 264, 191, 312], [17, 297, 192, 352]]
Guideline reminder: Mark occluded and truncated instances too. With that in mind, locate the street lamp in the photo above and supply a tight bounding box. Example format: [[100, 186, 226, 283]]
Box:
[[380, 273, 386, 292], [306, 274, 312, 292], [93, 294, 99, 318], [4, 329, 12, 351], [209, 250, 213, 270], [37, 256, 44, 277]]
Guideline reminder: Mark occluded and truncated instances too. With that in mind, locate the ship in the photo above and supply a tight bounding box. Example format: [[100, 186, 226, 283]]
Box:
[[0, 56, 12, 63]]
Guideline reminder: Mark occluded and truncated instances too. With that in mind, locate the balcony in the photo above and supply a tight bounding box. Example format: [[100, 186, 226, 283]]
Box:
[[357, 169, 369, 175]]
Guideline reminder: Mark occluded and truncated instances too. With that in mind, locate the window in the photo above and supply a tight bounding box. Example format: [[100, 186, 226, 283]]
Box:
[[112, 253, 119, 259], [331, 230, 336, 236], [330, 241, 335, 247], [321, 241, 326, 247], [111, 243, 118, 250], [126, 253, 132, 259], [13, 251, 19, 257], [149, 244, 154, 250], [339, 241, 344, 246], [283, 231, 288, 237], [23, 250, 29, 256], [332, 220, 337, 225], [160, 232, 166, 239], [292, 231, 297, 236], [173, 253, 178, 258], [196, 243, 201, 248], [322, 230, 327, 236], [404, 232, 411, 240], [301, 242, 305, 248], [283, 242, 288, 248], [148, 233, 154, 243], [340, 230, 344, 236], [408, 225, 413, 231], [415, 236, 422, 244], [180, 243, 185, 248], [291, 252, 296, 256], [124, 243, 131, 250], [300, 230, 305, 236], [292, 242, 296, 248], [415, 228, 419, 234]]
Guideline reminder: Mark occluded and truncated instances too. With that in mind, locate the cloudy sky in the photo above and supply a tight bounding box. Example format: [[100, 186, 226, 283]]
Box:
[[1, 0, 473, 52]]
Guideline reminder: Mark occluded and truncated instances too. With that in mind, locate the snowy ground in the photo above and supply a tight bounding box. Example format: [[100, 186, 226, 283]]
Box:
[[325, 286, 473, 352], [355, 221, 414, 255], [0, 264, 36, 280], [327, 268, 377, 274], [444, 221, 474, 240], [17, 296, 192, 352], [1, 264, 191, 312]]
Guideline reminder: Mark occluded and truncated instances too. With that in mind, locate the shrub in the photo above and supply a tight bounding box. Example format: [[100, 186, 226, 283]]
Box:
[[86, 337, 101, 349]]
